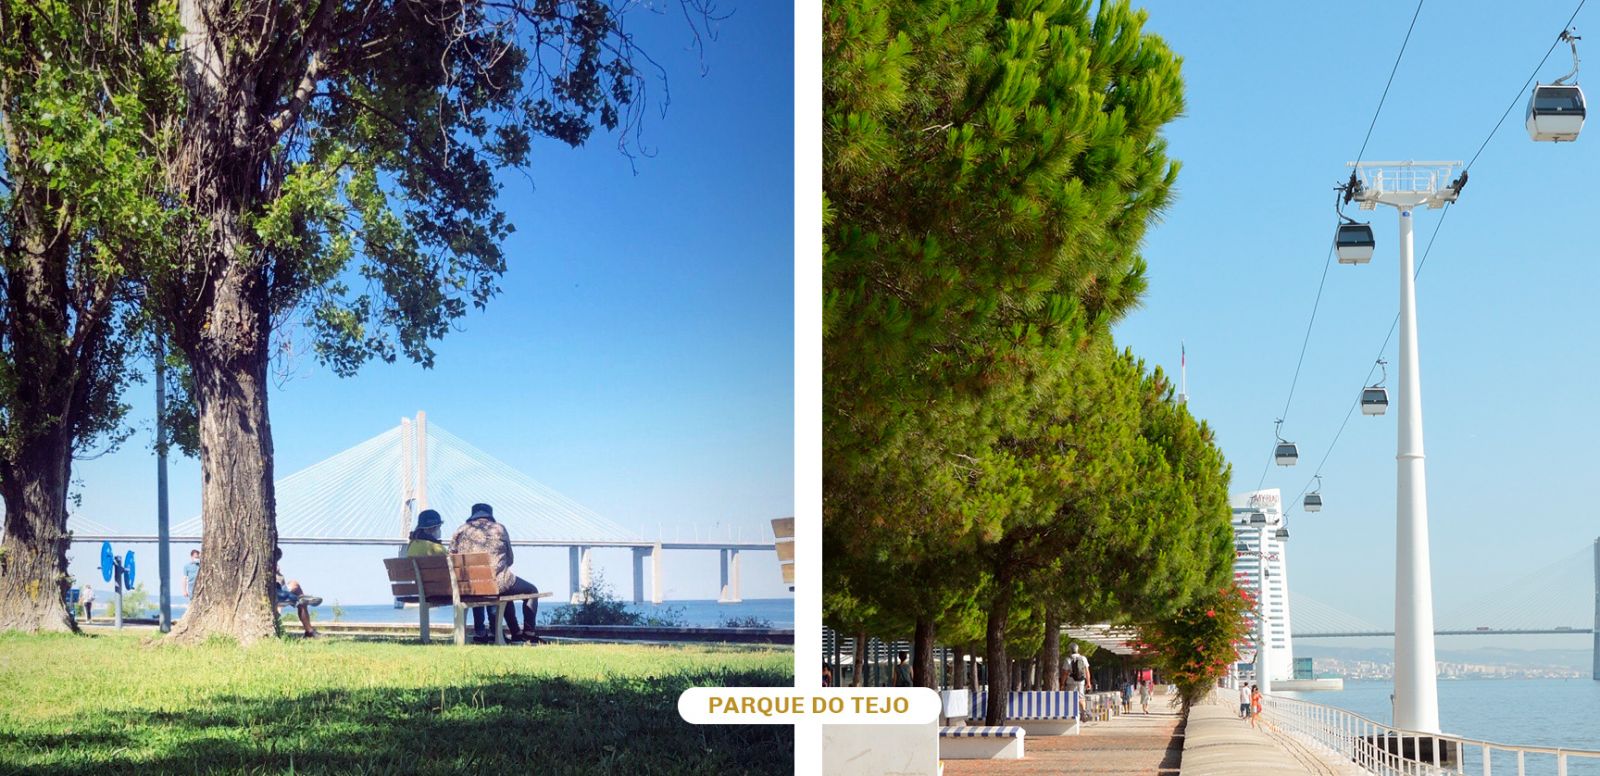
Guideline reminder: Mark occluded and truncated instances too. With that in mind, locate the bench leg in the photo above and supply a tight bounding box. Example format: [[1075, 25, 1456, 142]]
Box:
[[419, 604, 430, 644], [454, 605, 466, 646], [495, 602, 507, 645]]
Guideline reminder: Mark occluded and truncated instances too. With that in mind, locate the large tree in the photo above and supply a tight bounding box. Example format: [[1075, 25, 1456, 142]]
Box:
[[148, 0, 715, 643], [824, 0, 1187, 697], [0, 0, 181, 631]]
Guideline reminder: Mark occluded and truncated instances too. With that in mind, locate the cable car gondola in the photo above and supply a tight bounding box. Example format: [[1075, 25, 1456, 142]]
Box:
[[1304, 475, 1323, 513], [1335, 222, 1375, 264], [1528, 30, 1586, 142], [1249, 511, 1267, 525], [1274, 419, 1298, 466], [1362, 358, 1389, 416], [1275, 526, 1290, 541]]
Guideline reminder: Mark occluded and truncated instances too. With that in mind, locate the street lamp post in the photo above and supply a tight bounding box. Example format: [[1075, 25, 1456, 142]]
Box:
[[1346, 161, 1466, 734]]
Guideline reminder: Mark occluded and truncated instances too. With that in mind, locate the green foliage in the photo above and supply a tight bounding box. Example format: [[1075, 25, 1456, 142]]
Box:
[[117, 582, 152, 620], [720, 615, 775, 629], [0, 630, 792, 774], [1135, 582, 1254, 711], [544, 574, 687, 628], [330, 599, 345, 622], [823, 0, 1238, 712]]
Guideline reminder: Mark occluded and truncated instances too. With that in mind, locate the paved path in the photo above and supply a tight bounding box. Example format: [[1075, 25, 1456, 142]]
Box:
[[1181, 691, 1367, 776], [943, 706, 1184, 775]]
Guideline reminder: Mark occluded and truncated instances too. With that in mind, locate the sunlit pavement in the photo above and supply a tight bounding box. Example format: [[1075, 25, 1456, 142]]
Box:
[[943, 704, 1183, 775]]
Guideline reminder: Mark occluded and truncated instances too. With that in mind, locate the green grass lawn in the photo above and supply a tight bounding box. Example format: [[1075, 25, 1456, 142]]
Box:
[[0, 631, 792, 775]]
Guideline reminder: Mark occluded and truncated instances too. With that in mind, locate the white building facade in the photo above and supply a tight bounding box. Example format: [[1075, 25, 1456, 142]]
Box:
[[1230, 488, 1294, 683]]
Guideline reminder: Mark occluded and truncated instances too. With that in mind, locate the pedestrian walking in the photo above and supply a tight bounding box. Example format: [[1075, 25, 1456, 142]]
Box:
[[1139, 678, 1152, 714]]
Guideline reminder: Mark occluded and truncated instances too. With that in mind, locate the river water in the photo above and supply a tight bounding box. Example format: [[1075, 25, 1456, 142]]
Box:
[[1280, 679, 1600, 773]]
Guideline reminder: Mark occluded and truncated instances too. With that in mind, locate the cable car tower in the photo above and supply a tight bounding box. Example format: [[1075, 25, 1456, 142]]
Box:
[[1343, 160, 1466, 735]]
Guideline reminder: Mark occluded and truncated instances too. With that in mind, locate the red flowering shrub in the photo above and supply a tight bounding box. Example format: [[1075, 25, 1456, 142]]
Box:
[[1136, 582, 1254, 711]]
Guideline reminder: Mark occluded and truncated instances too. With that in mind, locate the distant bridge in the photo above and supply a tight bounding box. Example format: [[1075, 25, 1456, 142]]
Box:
[[1285, 541, 1600, 678], [70, 413, 780, 604]]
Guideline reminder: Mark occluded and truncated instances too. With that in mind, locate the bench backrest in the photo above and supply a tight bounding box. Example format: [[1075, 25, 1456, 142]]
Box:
[[970, 690, 1079, 720], [383, 552, 498, 602]]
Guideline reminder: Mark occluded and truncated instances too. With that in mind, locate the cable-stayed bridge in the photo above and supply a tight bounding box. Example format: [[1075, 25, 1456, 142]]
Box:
[[1289, 543, 1599, 676], [70, 413, 779, 604]]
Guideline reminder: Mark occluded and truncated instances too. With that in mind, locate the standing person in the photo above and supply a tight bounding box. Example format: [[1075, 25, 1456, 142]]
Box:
[[1139, 678, 1152, 714], [1238, 680, 1251, 719], [892, 651, 912, 687], [1121, 678, 1134, 712], [181, 549, 200, 598], [79, 583, 94, 621], [1249, 684, 1263, 729], [451, 503, 542, 644], [1061, 643, 1093, 696], [822, 662, 834, 688]]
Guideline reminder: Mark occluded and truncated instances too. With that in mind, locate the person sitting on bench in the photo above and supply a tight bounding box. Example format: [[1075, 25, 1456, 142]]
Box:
[[273, 548, 321, 638], [451, 503, 542, 644], [406, 509, 448, 557]]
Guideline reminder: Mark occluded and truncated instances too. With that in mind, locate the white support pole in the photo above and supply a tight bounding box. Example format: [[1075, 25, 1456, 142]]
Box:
[[1591, 537, 1598, 680], [632, 548, 646, 603], [579, 546, 593, 599], [569, 546, 582, 604], [415, 411, 429, 510], [728, 549, 742, 603], [400, 418, 414, 556], [719, 549, 732, 603], [1393, 204, 1441, 734], [1255, 522, 1271, 694], [651, 541, 663, 605]]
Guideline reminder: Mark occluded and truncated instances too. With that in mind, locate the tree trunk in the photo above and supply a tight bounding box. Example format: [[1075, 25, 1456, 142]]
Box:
[[166, 256, 279, 644], [852, 629, 867, 687], [1042, 607, 1062, 691], [952, 646, 966, 690], [912, 616, 936, 689], [0, 434, 76, 632], [984, 580, 1013, 724]]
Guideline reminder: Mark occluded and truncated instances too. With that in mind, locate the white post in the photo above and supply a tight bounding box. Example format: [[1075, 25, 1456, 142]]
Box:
[[568, 546, 582, 604], [719, 549, 731, 602], [400, 418, 414, 557], [651, 541, 663, 605], [1394, 204, 1441, 734], [728, 549, 742, 603], [1255, 522, 1271, 694], [1592, 537, 1599, 680], [415, 411, 429, 510], [632, 548, 646, 603], [579, 546, 593, 599]]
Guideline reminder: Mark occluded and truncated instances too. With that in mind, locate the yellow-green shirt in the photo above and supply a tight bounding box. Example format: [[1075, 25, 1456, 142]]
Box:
[[405, 539, 447, 557]]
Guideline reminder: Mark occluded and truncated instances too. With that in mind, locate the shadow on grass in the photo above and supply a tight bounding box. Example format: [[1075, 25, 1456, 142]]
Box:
[[2, 669, 791, 775]]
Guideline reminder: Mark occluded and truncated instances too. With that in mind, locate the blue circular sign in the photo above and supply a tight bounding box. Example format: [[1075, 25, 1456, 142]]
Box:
[[100, 542, 113, 582], [123, 550, 135, 586]]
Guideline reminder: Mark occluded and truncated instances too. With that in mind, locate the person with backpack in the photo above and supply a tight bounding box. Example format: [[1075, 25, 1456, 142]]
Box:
[[892, 651, 913, 687], [1061, 642, 1092, 695]]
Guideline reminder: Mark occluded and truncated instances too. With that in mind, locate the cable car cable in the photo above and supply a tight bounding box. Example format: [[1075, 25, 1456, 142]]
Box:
[[1355, 0, 1429, 167]]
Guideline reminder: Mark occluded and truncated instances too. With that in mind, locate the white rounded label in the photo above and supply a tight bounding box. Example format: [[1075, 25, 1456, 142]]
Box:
[[678, 687, 940, 725]]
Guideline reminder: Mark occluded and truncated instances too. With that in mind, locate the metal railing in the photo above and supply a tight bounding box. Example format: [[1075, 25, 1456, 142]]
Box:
[[1264, 694, 1600, 776]]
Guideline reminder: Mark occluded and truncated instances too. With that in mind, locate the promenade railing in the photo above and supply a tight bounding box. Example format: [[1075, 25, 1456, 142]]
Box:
[[1263, 693, 1600, 776]]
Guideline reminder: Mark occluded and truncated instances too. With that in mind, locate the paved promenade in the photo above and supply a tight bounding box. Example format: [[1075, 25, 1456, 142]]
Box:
[[943, 704, 1184, 775], [1181, 690, 1366, 776]]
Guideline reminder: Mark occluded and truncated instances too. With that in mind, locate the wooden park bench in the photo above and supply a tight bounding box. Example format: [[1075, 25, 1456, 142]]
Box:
[[382, 552, 552, 645], [938, 726, 1025, 760]]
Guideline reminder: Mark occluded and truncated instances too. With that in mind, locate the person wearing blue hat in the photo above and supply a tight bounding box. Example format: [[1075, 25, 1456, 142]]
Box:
[[405, 509, 447, 557], [451, 503, 543, 644]]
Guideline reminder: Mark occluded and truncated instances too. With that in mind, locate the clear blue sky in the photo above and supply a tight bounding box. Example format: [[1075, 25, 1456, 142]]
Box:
[[69, 4, 794, 606], [1114, 0, 1596, 651]]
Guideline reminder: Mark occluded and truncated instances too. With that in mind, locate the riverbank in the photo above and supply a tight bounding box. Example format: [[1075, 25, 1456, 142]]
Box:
[[0, 631, 792, 774]]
